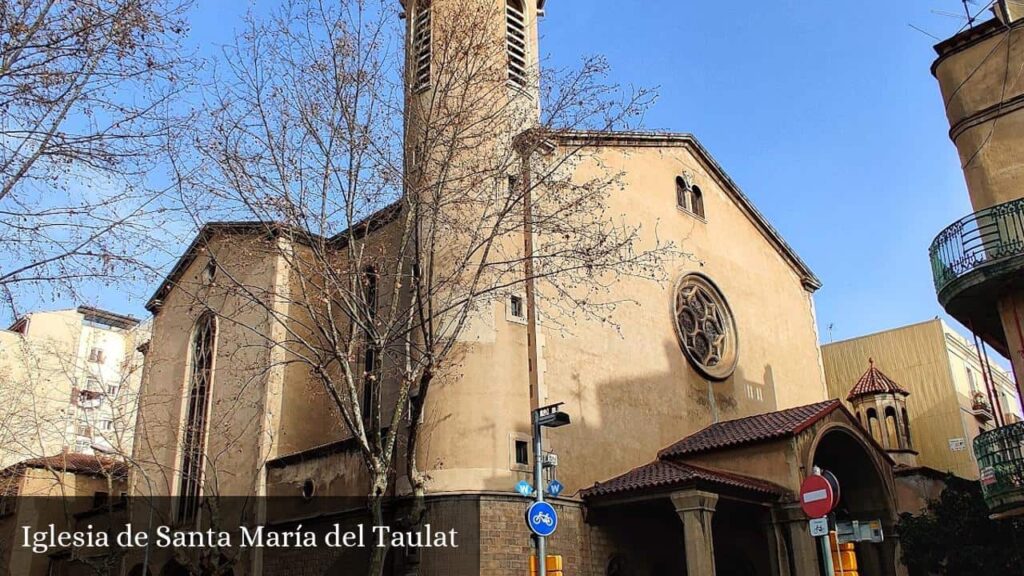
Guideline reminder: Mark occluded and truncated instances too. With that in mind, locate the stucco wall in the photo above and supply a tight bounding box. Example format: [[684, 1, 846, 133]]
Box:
[[419, 139, 827, 496], [134, 235, 284, 499], [933, 22, 1024, 211]]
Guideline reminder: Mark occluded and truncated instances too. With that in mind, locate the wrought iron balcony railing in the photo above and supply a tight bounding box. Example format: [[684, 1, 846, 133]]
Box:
[[929, 197, 1024, 295], [975, 421, 1024, 517]]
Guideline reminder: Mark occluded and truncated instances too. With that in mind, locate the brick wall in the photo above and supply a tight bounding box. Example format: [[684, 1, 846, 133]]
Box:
[[478, 495, 616, 576]]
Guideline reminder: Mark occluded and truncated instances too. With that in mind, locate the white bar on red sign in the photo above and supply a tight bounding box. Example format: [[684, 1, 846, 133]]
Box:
[[802, 489, 828, 503]]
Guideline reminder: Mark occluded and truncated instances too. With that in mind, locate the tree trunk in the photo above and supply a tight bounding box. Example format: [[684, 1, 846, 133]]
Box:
[[368, 478, 390, 576]]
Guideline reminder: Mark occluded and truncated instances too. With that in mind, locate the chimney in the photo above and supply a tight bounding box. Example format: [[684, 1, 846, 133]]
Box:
[[994, 0, 1024, 24]]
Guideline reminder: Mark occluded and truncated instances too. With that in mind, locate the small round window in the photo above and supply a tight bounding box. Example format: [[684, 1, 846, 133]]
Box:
[[673, 273, 738, 381]]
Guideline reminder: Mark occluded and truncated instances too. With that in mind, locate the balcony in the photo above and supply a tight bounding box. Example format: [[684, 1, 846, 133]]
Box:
[[971, 392, 995, 422], [975, 421, 1024, 518], [929, 197, 1024, 355]]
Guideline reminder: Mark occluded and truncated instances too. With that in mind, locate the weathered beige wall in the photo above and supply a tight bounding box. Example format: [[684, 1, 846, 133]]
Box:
[[418, 138, 827, 496], [997, 291, 1024, 392], [684, 440, 801, 491], [134, 235, 284, 499], [933, 23, 1024, 211]]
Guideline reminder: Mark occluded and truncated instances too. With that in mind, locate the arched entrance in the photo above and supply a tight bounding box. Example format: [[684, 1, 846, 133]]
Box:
[[810, 425, 901, 576]]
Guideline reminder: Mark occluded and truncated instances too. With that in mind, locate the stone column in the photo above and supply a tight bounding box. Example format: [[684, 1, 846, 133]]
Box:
[[671, 490, 718, 576], [772, 504, 819, 576]]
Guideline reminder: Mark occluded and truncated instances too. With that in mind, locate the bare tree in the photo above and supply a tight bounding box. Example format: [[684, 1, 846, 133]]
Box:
[[0, 0, 194, 319], [172, 0, 671, 574]]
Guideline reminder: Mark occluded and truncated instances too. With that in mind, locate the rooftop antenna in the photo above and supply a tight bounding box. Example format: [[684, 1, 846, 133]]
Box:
[[962, 0, 980, 29], [931, 9, 969, 20]]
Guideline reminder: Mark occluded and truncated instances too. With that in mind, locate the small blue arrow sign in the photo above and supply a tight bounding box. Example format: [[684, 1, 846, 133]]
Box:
[[546, 479, 564, 498], [525, 501, 558, 537], [515, 480, 534, 497]]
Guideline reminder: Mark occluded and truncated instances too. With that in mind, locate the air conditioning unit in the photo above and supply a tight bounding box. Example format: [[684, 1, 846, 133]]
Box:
[[542, 452, 558, 468]]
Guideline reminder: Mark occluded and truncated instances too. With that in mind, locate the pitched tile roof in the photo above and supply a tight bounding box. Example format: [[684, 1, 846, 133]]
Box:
[[3, 453, 128, 478], [581, 459, 786, 500], [658, 400, 842, 459], [847, 359, 908, 401]]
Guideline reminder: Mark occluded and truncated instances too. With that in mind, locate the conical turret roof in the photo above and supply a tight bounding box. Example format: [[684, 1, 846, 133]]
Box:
[[848, 359, 909, 401]]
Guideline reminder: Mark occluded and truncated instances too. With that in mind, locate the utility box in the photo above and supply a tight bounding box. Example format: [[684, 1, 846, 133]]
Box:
[[835, 520, 884, 544]]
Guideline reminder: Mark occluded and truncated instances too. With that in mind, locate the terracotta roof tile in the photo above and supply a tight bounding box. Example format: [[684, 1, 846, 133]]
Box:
[[581, 459, 786, 500], [658, 400, 842, 459], [4, 453, 128, 478], [847, 359, 908, 401]]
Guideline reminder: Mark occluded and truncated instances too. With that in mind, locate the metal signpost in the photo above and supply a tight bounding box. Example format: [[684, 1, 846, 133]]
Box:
[[801, 467, 840, 576], [528, 403, 570, 576]]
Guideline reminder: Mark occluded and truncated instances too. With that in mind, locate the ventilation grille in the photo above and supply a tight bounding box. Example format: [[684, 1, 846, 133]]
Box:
[[413, 4, 431, 91], [506, 1, 527, 88]]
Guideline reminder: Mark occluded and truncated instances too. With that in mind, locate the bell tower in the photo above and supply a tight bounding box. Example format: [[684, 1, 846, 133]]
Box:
[[402, 0, 543, 162], [848, 359, 918, 467]]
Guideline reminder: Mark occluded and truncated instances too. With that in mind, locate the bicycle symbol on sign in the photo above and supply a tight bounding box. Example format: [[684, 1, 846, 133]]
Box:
[[533, 511, 554, 526], [526, 501, 558, 536]]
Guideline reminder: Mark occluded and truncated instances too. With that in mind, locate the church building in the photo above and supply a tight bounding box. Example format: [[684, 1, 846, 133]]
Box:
[[122, 2, 908, 575]]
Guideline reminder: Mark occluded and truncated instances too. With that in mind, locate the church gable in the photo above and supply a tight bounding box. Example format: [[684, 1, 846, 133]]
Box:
[[553, 131, 820, 292]]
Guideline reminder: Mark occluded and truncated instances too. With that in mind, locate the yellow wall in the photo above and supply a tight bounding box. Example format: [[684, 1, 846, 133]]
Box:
[[821, 319, 1021, 479]]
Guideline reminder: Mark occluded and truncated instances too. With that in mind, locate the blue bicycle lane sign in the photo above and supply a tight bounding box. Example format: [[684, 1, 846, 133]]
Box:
[[525, 501, 558, 537]]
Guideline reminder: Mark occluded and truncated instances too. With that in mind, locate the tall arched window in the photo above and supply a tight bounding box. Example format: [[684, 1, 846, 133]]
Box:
[[884, 406, 900, 449], [412, 0, 431, 91], [362, 267, 380, 416], [691, 185, 705, 218], [676, 176, 689, 210], [177, 311, 217, 522], [866, 408, 881, 443], [506, 0, 527, 88]]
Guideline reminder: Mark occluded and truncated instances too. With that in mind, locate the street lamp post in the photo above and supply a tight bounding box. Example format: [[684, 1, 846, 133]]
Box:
[[531, 403, 570, 576]]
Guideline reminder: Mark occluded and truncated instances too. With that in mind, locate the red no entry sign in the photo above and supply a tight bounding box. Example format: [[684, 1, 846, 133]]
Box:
[[800, 473, 837, 519]]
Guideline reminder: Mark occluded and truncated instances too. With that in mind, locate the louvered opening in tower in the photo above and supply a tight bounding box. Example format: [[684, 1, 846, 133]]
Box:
[[506, 0, 527, 88], [413, 1, 432, 92]]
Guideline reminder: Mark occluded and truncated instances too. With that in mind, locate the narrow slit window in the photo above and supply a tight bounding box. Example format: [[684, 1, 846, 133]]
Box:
[[901, 407, 913, 447], [362, 267, 380, 416], [514, 440, 529, 466], [413, 1, 432, 91], [506, 0, 527, 88]]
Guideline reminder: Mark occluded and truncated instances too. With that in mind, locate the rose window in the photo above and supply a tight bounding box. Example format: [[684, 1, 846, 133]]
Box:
[[673, 274, 738, 381]]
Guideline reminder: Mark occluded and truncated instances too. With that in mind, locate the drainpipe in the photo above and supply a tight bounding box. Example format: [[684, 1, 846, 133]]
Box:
[[979, 339, 1005, 427], [970, 321, 1000, 425], [1011, 296, 1024, 414]]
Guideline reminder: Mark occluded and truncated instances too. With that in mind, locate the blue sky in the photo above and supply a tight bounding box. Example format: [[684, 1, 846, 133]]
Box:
[[536, 0, 980, 346], [33, 1, 996, 353]]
